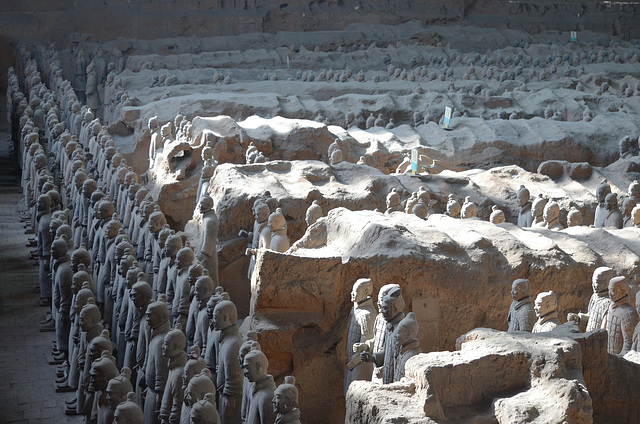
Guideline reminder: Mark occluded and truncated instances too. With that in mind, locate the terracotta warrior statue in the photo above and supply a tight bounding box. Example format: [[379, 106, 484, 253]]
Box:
[[243, 350, 277, 424], [89, 351, 119, 424], [622, 198, 636, 228], [531, 195, 548, 227], [603, 193, 623, 229], [507, 279, 536, 332], [532, 291, 560, 333], [160, 324, 189, 424], [385, 189, 402, 214], [143, 298, 172, 424], [393, 312, 421, 382], [566, 207, 583, 227], [461, 197, 477, 219], [567, 267, 614, 331], [272, 376, 301, 424], [360, 285, 405, 384], [106, 368, 134, 422], [305, 200, 323, 228], [181, 347, 208, 424], [489, 205, 505, 224], [344, 278, 376, 395], [517, 185, 533, 227], [594, 180, 612, 228], [603, 276, 639, 355], [543, 201, 563, 230], [244, 202, 270, 280], [172, 247, 195, 329], [191, 393, 220, 424], [185, 369, 217, 422], [239, 333, 261, 424], [445, 194, 461, 218], [268, 208, 289, 253], [196, 196, 220, 287], [114, 392, 143, 424], [212, 300, 244, 424]]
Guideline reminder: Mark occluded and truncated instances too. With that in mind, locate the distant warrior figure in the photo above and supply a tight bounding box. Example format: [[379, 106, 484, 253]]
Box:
[[507, 279, 536, 332], [86, 62, 100, 111], [629, 180, 640, 203], [622, 198, 636, 227], [517, 185, 533, 227], [393, 312, 421, 382], [594, 180, 612, 228], [268, 208, 289, 253], [461, 197, 477, 219], [603, 193, 623, 229], [197, 196, 220, 287], [445, 195, 461, 218], [531, 195, 548, 227], [344, 278, 376, 395], [75, 50, 87, 103], [543, 201, 564, 230], [568, 267, 614, 332], [489, 205, 505, 224], [305, 200, 323, 228], [603, 276, 639, 355], [532, 291, 560, 333], [566, 207, 583, 227], [385, 189, 402, 214]]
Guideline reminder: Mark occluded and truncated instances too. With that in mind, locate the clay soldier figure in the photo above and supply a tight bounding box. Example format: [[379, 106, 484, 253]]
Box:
[[239, 333, 261, 424], [393, 312, 421, 382], [360, 285, 405, 384], [114, 392, 144, 424], [161, 324, 189, 424], [622, 198, 636, 227], [567, 208, 583, 227], [244, 202, 270, 281], [461, 197, 477, 219], [148, 209, 168, 283], [124, 280, 153, 380], [305, 200, 323, 228], [603, 193, 623, 229], [628, 180, 640, 205], [196, 159, 216, 207], [193, 273, 216, 350], [385, 189, 402, 214], [143, 298, 172, 424], [106, 368, 134, 417], [148, 116, 162, 171], [181, 347, 208, 424], [517, 185, 533, 227], [356, 284, 397, 384], [205, 288, 230, 387], [185, 369, 217, 418], [532, 291, 560, 333], [507, 279, 536, 332], [86, 62, 100, 112], [75, 50, 87, 103], [344, 278, 376, 395], [99, 215, 124, 331], [489, 206, 505, 224], [37, 193, 53, 312], [243, 350, 277, 424], [197, 196, 220, 287], [568, 267, 614, 332], [268, 208, 289, 253], [52, 236, 74, 361], [191, 393, 220, 424], [445, 195, 461, 218], [603, 276, 639, 355], [272, 376, 301, 424], [212, 300, 244, 424], [543, 201, 564, 230], [531, 195, 548, 227], [158, 234, 183, 299], [594, 180, 612, 228], [89, 352, 119, 424], [173, 247, 196, 329]]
